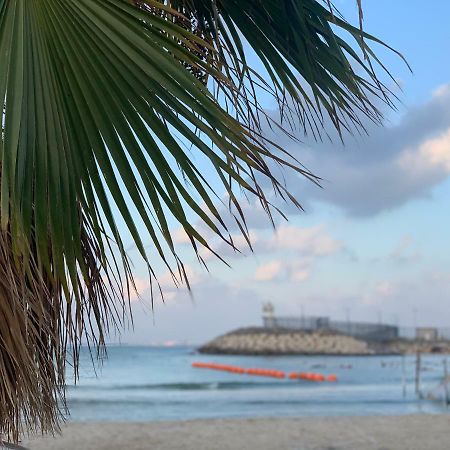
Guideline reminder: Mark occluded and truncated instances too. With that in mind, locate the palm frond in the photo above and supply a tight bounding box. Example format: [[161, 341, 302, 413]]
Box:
[[141, 0, 409, 138], [0, 0, 406, 441]]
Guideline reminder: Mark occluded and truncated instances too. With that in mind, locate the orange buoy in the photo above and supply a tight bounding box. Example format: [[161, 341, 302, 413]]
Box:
[[313, 374, 325, 382], [288, 371, 327, 381], [193, 362, 287, 379], [326, 374, 338, 382]]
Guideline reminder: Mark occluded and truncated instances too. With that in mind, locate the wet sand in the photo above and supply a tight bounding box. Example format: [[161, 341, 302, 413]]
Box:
[[22, 415, 450, 450]]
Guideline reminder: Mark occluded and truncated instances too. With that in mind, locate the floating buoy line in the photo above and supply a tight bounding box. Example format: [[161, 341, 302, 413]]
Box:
[[192, 362, 338, 382]]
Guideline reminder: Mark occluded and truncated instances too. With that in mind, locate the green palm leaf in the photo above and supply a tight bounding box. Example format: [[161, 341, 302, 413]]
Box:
[[0, 0, 406, 442]]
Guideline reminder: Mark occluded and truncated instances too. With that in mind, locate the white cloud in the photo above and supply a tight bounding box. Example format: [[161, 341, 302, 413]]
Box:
[[172, 227, 191, 245], [202, 223, 340, 260], [254, 260, 284, 281], [375, 281, 396, 298], [432, 84, 450, 99], [291, 267, 310, 281], [127, 276, 151, 302], [254, 259, 311, 283], [398, 127, 450, 174], [267, 223, 341, 256], [258, 83, 450, 217], [420, 129, 450, 170]]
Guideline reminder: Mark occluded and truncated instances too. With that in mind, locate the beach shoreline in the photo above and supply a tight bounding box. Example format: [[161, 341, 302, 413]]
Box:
[[22, 414, 450, 450]]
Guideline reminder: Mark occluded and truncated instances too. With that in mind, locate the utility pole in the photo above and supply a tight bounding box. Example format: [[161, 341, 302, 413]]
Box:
[[415, 351, 421, 397], [345, 307, 351, 334], [402, 355, 407, 399], [413, 307, 418, 338], [443, 359, 449, 407], [393, 314, 399, 327]]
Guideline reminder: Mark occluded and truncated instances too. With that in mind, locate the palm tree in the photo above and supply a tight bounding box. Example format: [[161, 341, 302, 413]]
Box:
[[0, 0, 406, 443]]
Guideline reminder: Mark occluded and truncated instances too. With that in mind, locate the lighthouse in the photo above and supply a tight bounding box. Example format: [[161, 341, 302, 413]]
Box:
[[262, 302, 275, 328]]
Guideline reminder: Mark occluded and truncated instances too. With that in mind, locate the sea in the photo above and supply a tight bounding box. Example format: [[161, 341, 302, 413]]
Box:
[[66, 346, 449, 422]]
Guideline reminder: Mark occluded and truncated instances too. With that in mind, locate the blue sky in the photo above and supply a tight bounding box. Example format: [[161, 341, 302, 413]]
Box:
[[118, 1, 450, 345]]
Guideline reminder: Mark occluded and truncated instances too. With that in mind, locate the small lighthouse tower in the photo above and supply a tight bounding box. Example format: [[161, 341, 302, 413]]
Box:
[[262, 302, 275, 328]]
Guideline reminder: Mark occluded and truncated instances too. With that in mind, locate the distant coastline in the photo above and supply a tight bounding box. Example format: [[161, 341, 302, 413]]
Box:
[[198, 327, 450, 356]]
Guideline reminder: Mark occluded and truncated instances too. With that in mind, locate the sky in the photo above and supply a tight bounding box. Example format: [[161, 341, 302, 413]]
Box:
[[115, 1, 450, 345]]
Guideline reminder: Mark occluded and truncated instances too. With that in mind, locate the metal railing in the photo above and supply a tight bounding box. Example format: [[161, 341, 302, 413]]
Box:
[[263, 316, 450, 342]]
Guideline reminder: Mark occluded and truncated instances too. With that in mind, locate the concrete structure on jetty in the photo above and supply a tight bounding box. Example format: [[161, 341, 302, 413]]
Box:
[[262, 302, 398, 342], [262, 303, 450, 342]]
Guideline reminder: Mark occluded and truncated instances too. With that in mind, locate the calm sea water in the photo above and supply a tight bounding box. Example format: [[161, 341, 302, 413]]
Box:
[[66, 346, 449, 421]]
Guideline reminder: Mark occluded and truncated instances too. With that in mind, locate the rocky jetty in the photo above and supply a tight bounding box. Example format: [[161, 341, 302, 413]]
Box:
[[199, 327, 374, 356]]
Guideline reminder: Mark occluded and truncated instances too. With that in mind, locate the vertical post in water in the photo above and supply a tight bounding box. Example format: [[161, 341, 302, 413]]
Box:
[[415, 351, 421, 397], [402, 355, 407, 398], [443, 358, 449, 407]]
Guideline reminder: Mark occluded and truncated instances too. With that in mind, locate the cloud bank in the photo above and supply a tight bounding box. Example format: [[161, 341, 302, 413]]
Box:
[[262, 84, 450, 217]]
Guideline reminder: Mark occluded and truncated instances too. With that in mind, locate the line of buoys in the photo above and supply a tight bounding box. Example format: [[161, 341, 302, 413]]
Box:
[[192, 362, 285, 378], [192, 363, 337, 382], [288, 372, 338, 382]]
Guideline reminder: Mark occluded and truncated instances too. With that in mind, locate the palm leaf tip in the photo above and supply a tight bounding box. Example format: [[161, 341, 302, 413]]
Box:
[[0, 0, 406, 442], [147, 0, 407, 137]]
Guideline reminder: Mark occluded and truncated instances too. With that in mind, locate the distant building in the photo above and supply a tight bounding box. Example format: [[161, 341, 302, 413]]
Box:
[[262, 305, 398, 342], [416, 327, 438, 341]]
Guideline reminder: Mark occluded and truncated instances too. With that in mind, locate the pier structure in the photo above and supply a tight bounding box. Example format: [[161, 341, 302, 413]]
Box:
[[262, 304, 450, 342]]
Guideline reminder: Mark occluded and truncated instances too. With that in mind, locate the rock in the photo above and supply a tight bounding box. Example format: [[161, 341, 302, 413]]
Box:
[[198, 327, 374, 356]]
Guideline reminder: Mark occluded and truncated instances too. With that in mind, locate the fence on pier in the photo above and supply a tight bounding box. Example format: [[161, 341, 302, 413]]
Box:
[[263, 314, 450, 342]]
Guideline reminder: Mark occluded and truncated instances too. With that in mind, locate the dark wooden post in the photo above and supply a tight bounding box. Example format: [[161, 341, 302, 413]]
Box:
[[415, 351, 421, 397]]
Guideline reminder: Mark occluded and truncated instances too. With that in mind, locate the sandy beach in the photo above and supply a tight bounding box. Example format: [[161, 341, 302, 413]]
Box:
[[22, 415, 450, 450]]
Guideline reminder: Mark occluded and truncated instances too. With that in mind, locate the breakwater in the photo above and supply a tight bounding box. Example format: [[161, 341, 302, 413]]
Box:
[[199, 327, 450, 356], [199, 327, 373, 356]]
